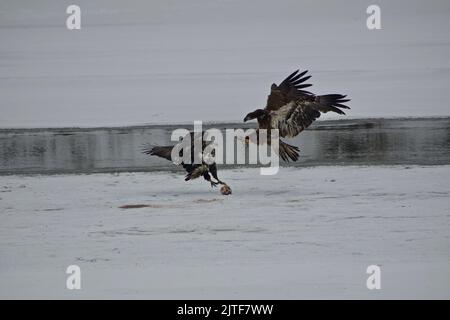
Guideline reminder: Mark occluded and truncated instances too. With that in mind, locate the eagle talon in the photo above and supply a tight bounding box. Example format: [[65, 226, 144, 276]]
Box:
[[210, 181, 219, 188]]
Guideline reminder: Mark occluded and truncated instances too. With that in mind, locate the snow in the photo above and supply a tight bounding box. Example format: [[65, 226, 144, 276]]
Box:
[[1, 0, 450, 128], [1, 165, 449, 299]]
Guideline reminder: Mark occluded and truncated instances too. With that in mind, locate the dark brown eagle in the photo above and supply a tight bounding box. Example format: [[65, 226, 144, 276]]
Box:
[[243, 69, 350, 161], [142, 132, 226, 188]]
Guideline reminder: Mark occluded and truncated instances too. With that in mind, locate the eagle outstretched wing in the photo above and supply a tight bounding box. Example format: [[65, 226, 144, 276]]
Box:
[[142, 145, 173, 160], [265, 69, 313, 111], [270, 94, 350, 138]]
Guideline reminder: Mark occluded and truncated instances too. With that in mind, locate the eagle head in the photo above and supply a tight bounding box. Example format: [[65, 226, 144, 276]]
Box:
[[243, 109, 267, 122]]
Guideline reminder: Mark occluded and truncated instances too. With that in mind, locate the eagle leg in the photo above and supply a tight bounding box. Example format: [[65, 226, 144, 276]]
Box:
[[208, 164, 226, 185], [210, 181, 219, 188], [203, 172, 219, 188]]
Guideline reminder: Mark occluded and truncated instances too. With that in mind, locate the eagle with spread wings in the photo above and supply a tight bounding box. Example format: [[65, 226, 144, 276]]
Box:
[[243, 69, 350, 162], [142, 132, 227, 189]]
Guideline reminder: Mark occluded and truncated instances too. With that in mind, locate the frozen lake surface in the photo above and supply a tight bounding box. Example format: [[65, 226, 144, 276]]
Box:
[[1, 117, 450, 175], [1, 1, 450, 127], [1, 165, 449, 299]]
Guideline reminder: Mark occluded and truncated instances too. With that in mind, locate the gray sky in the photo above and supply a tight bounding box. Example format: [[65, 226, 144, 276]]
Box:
[[1, 0, 450, 127]]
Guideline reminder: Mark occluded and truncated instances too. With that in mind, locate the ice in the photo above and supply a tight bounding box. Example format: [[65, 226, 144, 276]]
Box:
[[1, 165, 449, 299], [1, 0, 450, 128]]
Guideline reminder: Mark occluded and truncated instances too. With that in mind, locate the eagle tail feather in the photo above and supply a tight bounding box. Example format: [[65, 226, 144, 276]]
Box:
[[185, 165, 208, 181]]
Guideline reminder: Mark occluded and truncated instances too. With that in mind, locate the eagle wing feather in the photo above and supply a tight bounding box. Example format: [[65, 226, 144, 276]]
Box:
[[270, 94, 350, 138], [265, 69, 313, 111]]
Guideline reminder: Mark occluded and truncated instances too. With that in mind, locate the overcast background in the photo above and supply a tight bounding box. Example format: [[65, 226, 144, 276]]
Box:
[[1, 0, 449, 127]]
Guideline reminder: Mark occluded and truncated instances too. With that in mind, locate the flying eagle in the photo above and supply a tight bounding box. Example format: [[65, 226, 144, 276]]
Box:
[[142, 132, 227, 188], [243, 69, 350, 162]]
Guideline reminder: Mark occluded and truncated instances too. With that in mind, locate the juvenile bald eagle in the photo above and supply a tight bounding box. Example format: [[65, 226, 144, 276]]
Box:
[[142, 132, 226, 188], [243, 69, 350, 162]]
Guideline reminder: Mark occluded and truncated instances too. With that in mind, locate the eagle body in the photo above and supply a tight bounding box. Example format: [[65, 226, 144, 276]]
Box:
[[142, 132, 226, 188], [244, 69, 350, 162]]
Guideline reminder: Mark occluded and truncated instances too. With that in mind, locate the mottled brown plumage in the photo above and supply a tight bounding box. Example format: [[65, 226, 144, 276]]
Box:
[[266, 69, 313, 111], [244, 69, 350, 161]]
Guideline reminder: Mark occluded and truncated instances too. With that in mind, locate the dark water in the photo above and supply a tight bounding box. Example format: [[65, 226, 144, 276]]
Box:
[[0, 118, 449, 175]]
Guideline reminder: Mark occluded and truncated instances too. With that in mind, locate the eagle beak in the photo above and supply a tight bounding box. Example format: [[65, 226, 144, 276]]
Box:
[[243, 115, 250, 122]]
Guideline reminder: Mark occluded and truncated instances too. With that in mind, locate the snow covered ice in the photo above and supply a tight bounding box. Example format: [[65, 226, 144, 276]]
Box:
[[1, 166, 449, 299]]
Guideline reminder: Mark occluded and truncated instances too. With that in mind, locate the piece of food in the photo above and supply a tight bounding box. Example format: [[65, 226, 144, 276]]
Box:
[[220, 184, 232, 195]]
